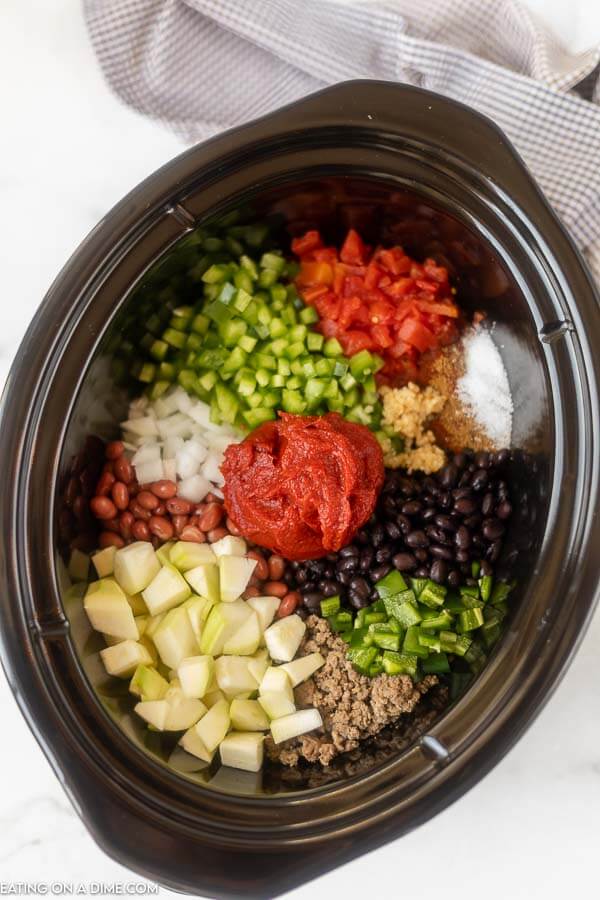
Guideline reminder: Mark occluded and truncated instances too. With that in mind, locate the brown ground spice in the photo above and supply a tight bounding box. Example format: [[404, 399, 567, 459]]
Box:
[[421, 342, 498, 453]]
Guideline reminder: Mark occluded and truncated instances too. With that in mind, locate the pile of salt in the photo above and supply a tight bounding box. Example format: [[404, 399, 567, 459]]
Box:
[[457, 328, 513, 448]]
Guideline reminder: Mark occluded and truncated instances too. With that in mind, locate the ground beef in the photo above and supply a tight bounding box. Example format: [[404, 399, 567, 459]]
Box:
[[265, 615, 439, 767]]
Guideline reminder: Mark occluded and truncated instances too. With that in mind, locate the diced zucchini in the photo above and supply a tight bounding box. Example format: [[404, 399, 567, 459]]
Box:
[[270, 708, 323, 744], [84, 578, 139, 641], [264, 615, 306, 662], [100, 640, 152, 678], [219, 732, 264, 773], [113, 542, 160, 595]]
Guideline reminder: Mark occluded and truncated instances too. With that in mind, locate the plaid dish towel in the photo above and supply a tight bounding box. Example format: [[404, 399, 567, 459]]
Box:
[[84, 0, 600, 279]]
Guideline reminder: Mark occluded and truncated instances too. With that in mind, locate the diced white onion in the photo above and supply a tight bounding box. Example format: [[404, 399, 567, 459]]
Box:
[[202, 452, 224, 486], [163, 458, 177, 482], [177, 474, 211, 503], [135, 458, 165, 485], [120, 416, 159, 437], [132, 443, 161, 466]]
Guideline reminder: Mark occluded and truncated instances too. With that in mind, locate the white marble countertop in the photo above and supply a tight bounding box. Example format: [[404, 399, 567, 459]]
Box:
[[0, 1, 599, 897]]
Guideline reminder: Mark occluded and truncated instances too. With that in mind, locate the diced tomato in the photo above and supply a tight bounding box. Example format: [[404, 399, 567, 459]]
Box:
[[301, 284, 329, 304], [291, 230, 323, 257], [340, 229, 368, 265], [364, 262, 383, 290], [397, 317, 437, 353], [296, 261, 333, 287], [371, 323, 393, 348], [313, 247, 338, 264], [291, 228, 460, 383], [342, 330, 375, 356]]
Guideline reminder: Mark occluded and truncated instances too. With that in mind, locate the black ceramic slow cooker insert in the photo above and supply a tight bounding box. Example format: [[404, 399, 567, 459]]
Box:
[[0, 81, 598, 898]]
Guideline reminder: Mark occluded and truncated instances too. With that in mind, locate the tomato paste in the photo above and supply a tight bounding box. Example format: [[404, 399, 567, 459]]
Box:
[[221, 412, 384, 560]]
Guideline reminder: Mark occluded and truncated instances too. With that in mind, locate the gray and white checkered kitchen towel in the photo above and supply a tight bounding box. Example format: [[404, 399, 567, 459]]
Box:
[[84, 0, 600, 280]]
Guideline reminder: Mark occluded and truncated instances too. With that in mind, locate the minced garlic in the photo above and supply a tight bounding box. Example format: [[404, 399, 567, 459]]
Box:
[[380, 382, 447, 474]]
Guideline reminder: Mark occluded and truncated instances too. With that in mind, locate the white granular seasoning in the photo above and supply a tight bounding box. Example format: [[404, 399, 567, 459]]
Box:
[[457, 328, 513, 448]]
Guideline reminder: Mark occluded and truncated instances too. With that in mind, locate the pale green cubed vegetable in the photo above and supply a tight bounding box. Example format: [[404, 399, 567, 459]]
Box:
[[200, 600, 251, 655], [156, 541, 175, 567], [230, 698, 269, 732], [170, 541, 216, 572], [270, 708, 323, 744], [184, 563, 220, 605], [247, 648, 270, 684], [130, 664, 169, 700], [210, 536, 246, 558], [215, 656, 258, 697], [218, 556, 257, 603], [246, 595, 280, 632], [258, 667, 295, 719], [178, 655, 214, 699], [142, 564, 191, 616], [179, 725, 214, 763], [193, 697, 230, 752], [264, 614, 306, 662], [114, 541, 160, 595], [84, 578, 138, 641], [222, 610, 261, 656], [162, 688, 207, 731], [91, 546, 116, 579], [100, 640, 152, 677], [219, 732, 264, 773], [281, 652, 325, 687], [153, 606, 199, 669], [182, 595, 214, 640]]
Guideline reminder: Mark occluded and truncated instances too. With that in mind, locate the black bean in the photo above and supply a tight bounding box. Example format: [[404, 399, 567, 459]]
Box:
[[382, 497, 397, 517], [458, 470, 472, 487], [401, 500, 422, 516], [455, 525, 471, 549], [421, 507, 437, 522], [396, 513, 412, 534], [301, 591, 322, 611], [369, 588, 380, 602], [463, 515, 481, 530], [414, 565, 430, 578], [447, 569, 461, 588], [494, 448, 510, 466], [348, 591, 370, 610], [385, 521, 402, 540], [482, 518, 505, 541], [455, 549, 469, 563], [306, 559, 325, 573], [480, 559, 493, 576], [438, 463, 459, 488], [496, 480, 509, 499], [337, 571, 352, 586], [423, 477, 439, 495], [471, 469, 489, 491], [454, 497, 477, 515], [465, 577, 477, 587], [337, 556, 358, 574], [303, 580, 317, 592], [434, 514, 455, 532], [430, 559, 448, 584], [496, 500, 512, 520], [393, 552, 416, 571], [459, 561, 471, 574], [430, 544, 453, 561], [349, 576, 370, 601], [340, 544, 359, 558], [453, 452, 468, 469], [414, 548, 428, 562], [375, 545, 393, 563], [371, 524, 386, 547], [355, 528, 370, 545], [319, 580, 340, 597], [437, 491, 452, 509], [406, 529, 429, 549], [453, 487, 472, 499], [371, 563, 392, 581], [359, 549, 374, 572], [426, 525, 452, 545], [295, 569, 309, 585], [482, 492, 495, 516], [323, 565, 335, 579], [475, 451, 490, 468], [399, 477, 417, 496]]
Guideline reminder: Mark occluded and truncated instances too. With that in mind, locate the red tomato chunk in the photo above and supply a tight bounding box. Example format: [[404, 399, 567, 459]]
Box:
[[293, 228, 461, 383]]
